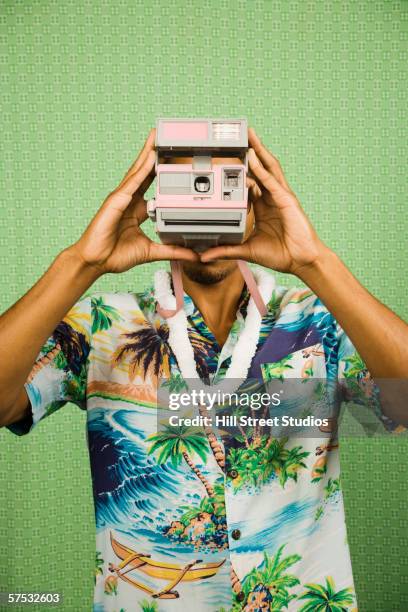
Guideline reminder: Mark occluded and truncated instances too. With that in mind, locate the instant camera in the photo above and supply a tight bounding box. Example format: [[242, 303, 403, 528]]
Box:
[[147, 118, 249, 251], [147, 118, 267, 318]]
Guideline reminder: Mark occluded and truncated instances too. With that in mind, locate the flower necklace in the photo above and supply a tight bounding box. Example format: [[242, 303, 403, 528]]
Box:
[[154, 267, 275, 394]]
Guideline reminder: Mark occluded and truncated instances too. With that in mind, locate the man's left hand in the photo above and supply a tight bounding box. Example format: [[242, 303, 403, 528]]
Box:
[[200, 128, 329, 277]]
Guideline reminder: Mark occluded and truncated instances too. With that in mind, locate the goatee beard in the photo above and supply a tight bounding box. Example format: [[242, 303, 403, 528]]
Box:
[[181, 262, 236, 285]]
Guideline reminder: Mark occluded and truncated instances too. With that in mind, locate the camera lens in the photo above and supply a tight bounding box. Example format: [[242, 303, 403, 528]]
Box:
[[194, 176, 211, 192]]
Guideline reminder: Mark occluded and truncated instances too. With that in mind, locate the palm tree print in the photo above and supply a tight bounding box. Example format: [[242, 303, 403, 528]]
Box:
[[52, 320, 90, 377], [166, 478, 228, 550], [311, 455, 328, 482], [187, 326, 218, 382], [230, 403, 252, 449], [268, 289, 284, 313], [162, 373, 226, 470], [61, 364, 87, 402], [161, 372, 188, 393], [240, 545, 301, 610], [341, 351, 374, 401], [342, 352, 366, 378], [262, 355, 294, 382], [226, 436, 309, 491], [198, 403, 226, 469], [33, 322, 90, 402], [315, 478, 341, 521], [325, 477, 340, 499], [257, 289, 283, 345], [297, 575, 354, 611], [91, 296, 122, 334], [27, 322, 88, 383], [177, 480, 226, 525], [112, 322, 171, 381], [315, 506, 324, 521], [147, 424, 215, 496], [279, 445, 310, 487]]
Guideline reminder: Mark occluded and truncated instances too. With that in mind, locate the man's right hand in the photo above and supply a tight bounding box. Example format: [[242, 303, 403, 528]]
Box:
[[0, 129, 200, 429], [68, 129, 199, 276]]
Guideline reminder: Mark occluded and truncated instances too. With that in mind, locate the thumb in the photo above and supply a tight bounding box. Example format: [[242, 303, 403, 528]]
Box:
[[149, 242, 200, 263], [199, 242, 250, 263]]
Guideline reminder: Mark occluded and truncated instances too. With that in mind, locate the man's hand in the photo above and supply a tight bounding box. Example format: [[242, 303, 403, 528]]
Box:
[[68, 129, 199, 275], [200, 127, 329, 277]]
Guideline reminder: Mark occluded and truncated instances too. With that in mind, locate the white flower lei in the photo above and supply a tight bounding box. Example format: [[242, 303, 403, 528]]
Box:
[[154, 267, 275, 394]]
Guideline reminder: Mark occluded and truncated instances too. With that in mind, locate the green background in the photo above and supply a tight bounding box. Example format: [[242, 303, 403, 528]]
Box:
[[0, 1, 407, 610]]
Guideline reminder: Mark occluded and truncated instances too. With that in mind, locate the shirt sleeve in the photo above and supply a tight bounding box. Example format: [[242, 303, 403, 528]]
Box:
[[336, 323, 406, 434], [5, 295, 92, 436]]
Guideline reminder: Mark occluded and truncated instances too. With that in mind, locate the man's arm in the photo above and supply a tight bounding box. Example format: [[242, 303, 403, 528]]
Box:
[[296, 247, 408, 426], [0, 248, 101, 427], [200, 128, 408, 425], [0, 130, 198, 430], [297, 247, 407, 379]]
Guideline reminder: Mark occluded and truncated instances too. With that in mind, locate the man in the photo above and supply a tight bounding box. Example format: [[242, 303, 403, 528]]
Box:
[[1, 128, 407, 611]]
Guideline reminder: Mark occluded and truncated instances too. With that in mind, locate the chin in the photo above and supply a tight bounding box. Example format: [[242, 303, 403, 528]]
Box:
[[182, 260, 237, 285]]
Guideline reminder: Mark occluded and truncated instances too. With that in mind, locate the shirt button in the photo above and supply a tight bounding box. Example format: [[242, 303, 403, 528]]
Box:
[[228, 469, 238, 479], [236, 591, 245, 602], [231, 529, 241, 540]]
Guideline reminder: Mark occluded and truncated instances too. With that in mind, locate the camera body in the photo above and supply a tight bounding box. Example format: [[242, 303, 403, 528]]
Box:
[[147, 118, 249, 251]]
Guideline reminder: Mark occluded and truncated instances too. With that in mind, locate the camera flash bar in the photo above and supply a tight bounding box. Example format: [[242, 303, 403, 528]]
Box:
[[156, 118, 248, 153]]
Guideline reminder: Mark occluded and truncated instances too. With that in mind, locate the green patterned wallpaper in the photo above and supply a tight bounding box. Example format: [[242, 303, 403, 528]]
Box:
[[0, 1, 407, 610]]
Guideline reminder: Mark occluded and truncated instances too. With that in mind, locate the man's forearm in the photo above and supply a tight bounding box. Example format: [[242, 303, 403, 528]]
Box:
[[296, 246, 408, 379], [0, 247, 102, 413], [295, 247, 408, 425]]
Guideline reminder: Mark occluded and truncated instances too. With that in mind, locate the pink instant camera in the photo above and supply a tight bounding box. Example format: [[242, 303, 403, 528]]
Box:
[[147, 118, 249, 251]]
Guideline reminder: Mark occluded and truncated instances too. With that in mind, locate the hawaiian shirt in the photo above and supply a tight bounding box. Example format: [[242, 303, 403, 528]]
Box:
[[6, 270, 404, 612]]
